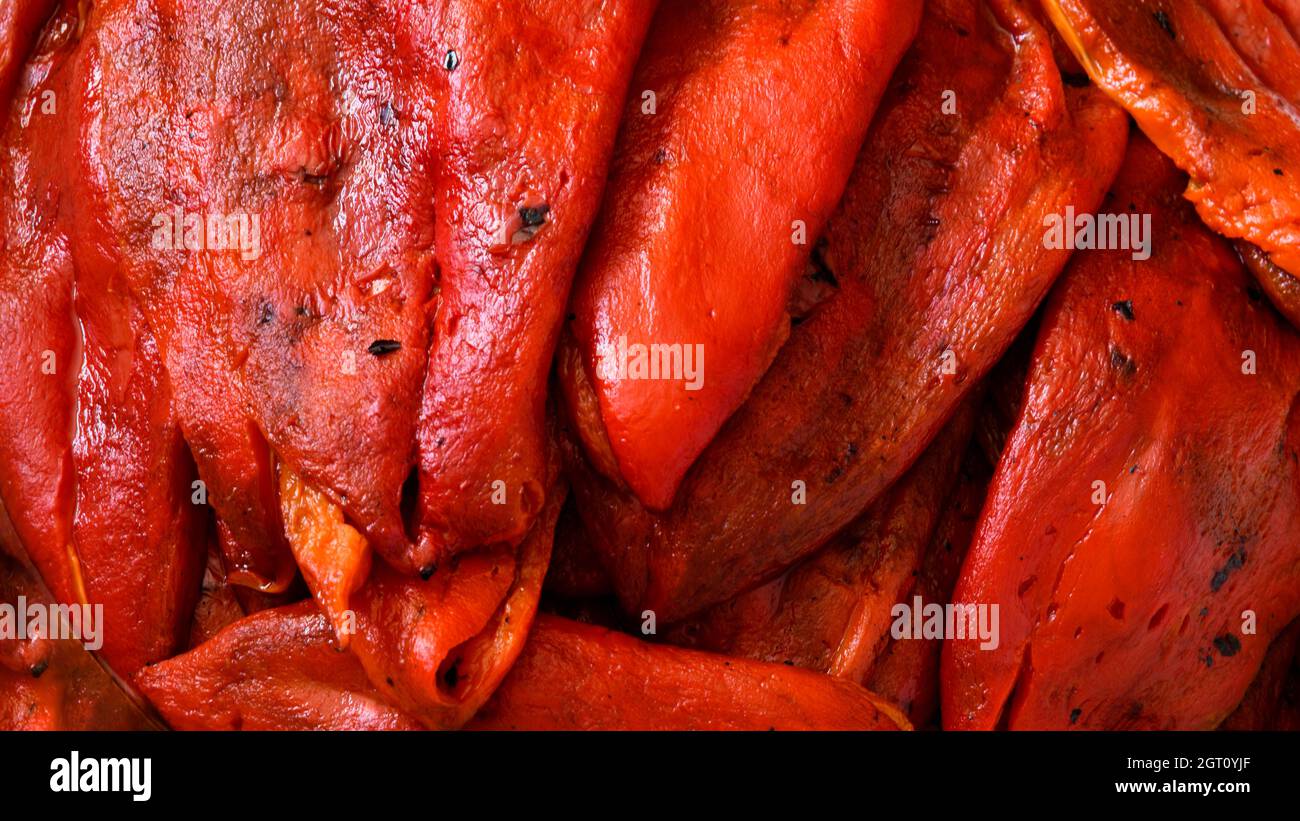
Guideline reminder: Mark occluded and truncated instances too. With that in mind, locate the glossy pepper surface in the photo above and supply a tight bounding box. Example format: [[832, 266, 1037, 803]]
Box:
[[943, 137, 1300, 730], [563, 0, 924, 510], [567, 0, 1129, 623]]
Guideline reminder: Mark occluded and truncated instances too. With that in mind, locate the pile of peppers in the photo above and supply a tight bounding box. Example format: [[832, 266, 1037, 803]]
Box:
[[1, 0, 1298, 731]]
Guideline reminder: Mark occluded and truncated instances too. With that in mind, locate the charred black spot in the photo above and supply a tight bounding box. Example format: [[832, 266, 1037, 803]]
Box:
[[519, 205, 550, 228], [385, 676, 395, 687], [1154, 10, 1175, 39], [30, 659, 48, 679], [258, 302, 275, 326], [1112, 300, 1135, 321], [444, 50, 460, 71], [1210, 549, 1246, 592], [1274, 168, 1285, 177], [1109, 346, 1136, 376], [1069, 708, 1081, 725], [419, 564, 437, 580], [367, 339, 402, 356], [1213, 634, 1241, 657], [379, 101, 395, 125]]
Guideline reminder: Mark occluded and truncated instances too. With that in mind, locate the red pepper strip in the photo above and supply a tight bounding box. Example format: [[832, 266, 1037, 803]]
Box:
[[1, 554, 153, 731], [0, 1, 82, 610], [943, 137, 1300, 730], [467, 614, 909, 731], [1044, 0, 1300, 324], [566, 0, 1129, 623], [414, 1, 658, 568], [0, 0, 57, 112], [667, 402, 976, 683], [0, 6, 205, 675], [69, 293, 206, 674], [1220, 619, 1300, 730], [349, 476, 566, 729], [136, 602, 422, 731], [563, 0, 924, 511], [867, 441, 992, 728], [278, 464, 371, 648]]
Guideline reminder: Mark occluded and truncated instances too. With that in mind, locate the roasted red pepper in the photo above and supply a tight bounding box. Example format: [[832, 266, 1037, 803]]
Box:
[[467, 614, 909, 731], [136, 602, 422, 731], [562, 0, 924, 511], [667, 402, 976, 683], [567, 0, 1129, 623], [1044, 0, 1300, 325], [415, 1, 658, 567], [0, 1, 205, 675], [943, 137, 1300, 730], [868, 440, 992, 728]]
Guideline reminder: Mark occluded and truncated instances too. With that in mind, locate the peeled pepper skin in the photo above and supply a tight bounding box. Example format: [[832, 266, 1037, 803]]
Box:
[[1044, 0, 1300, 325], [466, 614, 910, 731], [136, 602, 423, 731], [0, 1, 205, 675], [415, 1, 658, 568], [563, 0, 924, 511], [568, 0, 1130, 624], [278, 464, 372, 648], [943, 138, 1300, 730]]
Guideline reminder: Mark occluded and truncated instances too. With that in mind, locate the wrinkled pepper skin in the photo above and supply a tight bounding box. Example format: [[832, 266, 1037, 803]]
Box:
[[563, 0, 924, 511], [69, 0, 440, 577], [568, 0, 1129, 623], [415, 2, 657, 568], [1044, 0, 1300, 325], [943, 138, 1300, 730], [0, 2, 206, 675], [467, 614, 910, 731], [667, 402, 976, 684], [1, 554, 153, 731], [136, 602, 423, 731]]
